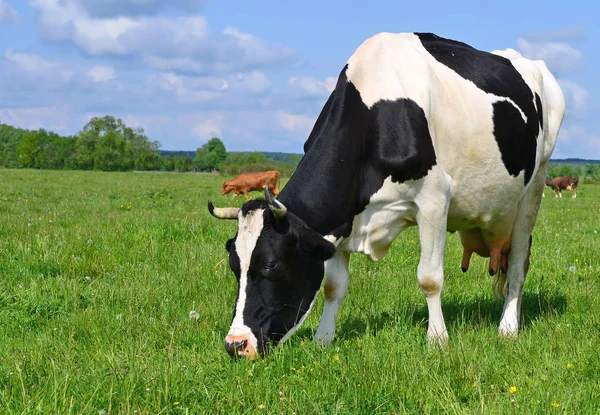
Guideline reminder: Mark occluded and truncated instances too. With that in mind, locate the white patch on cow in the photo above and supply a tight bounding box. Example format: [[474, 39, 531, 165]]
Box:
[[228, 208, 265, 350], [323, 234, 341, 245]]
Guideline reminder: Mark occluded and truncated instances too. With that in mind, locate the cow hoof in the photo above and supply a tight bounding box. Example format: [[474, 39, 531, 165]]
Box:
[[498, 322, 519, 338], [314, 333, 334, 347], [427, 332, 449, 347]]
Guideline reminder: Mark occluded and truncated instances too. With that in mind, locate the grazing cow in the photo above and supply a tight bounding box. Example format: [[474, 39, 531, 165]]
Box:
[[221, 171, 280, 199], [545, 177, 578, 198], [208, 32, 565, 358]]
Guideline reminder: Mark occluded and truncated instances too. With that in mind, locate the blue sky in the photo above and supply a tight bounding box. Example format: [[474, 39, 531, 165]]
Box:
[[0, 0, 597, 158]]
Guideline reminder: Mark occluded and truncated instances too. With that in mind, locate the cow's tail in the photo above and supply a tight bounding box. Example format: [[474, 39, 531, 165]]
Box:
[[492, 272, 507, 299]]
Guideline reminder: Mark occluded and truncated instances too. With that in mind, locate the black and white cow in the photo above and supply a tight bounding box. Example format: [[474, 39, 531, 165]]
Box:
[[209, 32, 565, 358]]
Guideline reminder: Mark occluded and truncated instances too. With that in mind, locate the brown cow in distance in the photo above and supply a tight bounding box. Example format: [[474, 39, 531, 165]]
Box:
[[221, 171, 280, 199], [544, 177, 578, 198]]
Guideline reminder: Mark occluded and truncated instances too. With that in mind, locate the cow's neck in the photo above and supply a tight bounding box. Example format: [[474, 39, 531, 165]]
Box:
[[277, 83, 366, 238], [278, 144, 361, 238]]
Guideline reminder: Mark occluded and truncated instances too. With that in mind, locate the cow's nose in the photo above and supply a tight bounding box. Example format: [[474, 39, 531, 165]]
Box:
[[224, 334, 256, 358], [224, 339, 247, 357]]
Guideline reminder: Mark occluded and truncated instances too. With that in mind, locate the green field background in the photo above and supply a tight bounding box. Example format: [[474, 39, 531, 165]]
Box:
[[0, 169, 598, 414]]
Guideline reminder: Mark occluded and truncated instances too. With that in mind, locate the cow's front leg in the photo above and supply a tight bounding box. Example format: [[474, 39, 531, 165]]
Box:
[[314, 249, 350, 346]]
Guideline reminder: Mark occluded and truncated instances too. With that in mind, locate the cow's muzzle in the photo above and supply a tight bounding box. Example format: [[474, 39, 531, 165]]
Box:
[[224, 334, 257, 359]]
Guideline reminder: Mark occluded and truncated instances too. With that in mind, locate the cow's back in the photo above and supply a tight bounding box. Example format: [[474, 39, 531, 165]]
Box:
[[346, 33, 564, 229]]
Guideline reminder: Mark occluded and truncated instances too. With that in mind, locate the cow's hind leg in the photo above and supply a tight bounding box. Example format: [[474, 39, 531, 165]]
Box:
[[315, 250, 350, 346], [498, 167, 545, 336], [415, 169, 452, 343]]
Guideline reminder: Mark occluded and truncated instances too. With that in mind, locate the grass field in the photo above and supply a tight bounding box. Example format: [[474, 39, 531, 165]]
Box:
[[1, 169, 599, 414]]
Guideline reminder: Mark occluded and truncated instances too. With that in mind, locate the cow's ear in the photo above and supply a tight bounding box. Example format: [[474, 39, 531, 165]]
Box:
[[297, 228, 336, 261]]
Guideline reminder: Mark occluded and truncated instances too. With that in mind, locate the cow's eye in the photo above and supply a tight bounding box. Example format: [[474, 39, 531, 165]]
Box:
[[261, 261, 280, 277]]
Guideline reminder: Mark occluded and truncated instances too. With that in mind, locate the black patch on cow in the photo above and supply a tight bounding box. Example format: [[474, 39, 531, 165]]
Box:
[[492, 101, 537, 180], [535, 92, 543, 130], [416, 32, 540, 184], [279, 66, 436, 237], [240, 199, 267, 216]]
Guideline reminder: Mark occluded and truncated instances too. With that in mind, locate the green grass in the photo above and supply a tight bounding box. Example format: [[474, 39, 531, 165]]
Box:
[[0, 169, 599, 414]]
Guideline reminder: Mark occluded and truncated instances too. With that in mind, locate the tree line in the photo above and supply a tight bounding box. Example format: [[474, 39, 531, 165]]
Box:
[[547, 163, 600, 183], [3, 116, 597, 180], [0, 117, 301, 175]]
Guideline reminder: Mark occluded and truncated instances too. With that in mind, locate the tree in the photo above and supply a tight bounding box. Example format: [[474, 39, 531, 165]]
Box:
[[194, 137, 227, 171], [70, 116, 161, 171], [175, 155, 194, 172], [547, 164, 581, 179], [162, 155, 176, 171], [16, 131, 41, 168]]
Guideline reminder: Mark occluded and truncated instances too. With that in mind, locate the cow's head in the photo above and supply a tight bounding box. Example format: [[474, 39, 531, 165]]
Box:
[[221, 182, 232, 195], [208, 187, 336, 358]]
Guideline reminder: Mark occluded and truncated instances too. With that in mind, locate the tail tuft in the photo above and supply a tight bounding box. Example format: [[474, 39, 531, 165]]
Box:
[[492, 271, 507, 299]]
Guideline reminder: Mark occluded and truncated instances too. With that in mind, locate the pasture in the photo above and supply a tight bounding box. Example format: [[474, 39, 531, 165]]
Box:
[[0, 168, 599, 414]]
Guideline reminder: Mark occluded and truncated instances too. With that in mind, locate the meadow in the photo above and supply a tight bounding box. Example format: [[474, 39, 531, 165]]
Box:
[[0, 169, 599, 414]]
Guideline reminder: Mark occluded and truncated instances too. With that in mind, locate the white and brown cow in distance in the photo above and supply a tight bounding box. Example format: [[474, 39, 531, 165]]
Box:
[[209, 32, 565, 358], [545, 176, 578, 198], [221, 170, 280, 199]]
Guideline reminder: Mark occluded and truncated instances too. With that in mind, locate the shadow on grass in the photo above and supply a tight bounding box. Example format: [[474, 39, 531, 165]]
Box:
[[297, 289, 567, 341]]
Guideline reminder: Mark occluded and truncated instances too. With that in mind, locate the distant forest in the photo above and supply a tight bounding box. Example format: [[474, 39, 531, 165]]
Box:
[[0, 117, 301, 176], [1, 117, 599, 181]]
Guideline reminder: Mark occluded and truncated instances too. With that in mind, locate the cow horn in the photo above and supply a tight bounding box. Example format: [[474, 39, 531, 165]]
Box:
[[208, 200, 239, 220], [264, 186, 287, 221]]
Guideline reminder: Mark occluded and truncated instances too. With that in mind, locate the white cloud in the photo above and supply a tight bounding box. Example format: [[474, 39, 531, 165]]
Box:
[[123, 114, 168, 136], [172, 110, 316, 151], [31, 1, 294, 74], [517, 38, 583, 75], [288, 76, 336, 99], [75, 0, 203, 18], [4, 49, 74, 82], [558, 80, 589, 118], [0, 0, 17, 23], [231, 71, 270, 94], [6, 49, 57, 73], [275, 111, 315, 132], [554, 124, 600, 159], [193, 114, 226, 140], [148, 69, 272, 105], [150, 72, 224, 103], [0, 106, 72, 132], [522, 26, 585, 43], [88, 65, 115, 82]]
